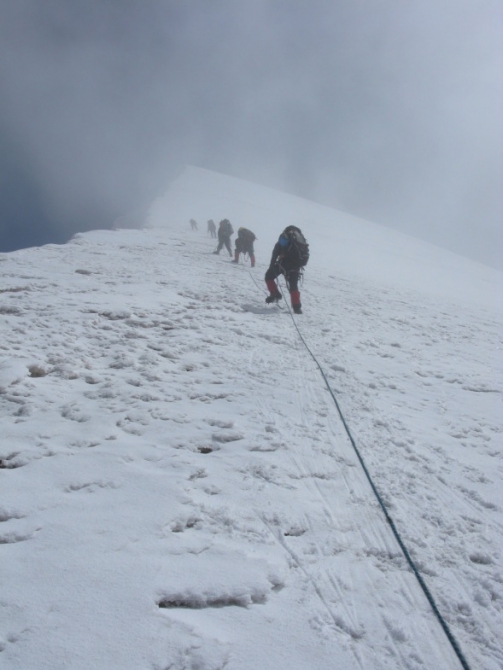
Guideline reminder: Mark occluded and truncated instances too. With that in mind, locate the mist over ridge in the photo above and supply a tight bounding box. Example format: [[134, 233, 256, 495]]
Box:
[[0, 1, 501, 269]]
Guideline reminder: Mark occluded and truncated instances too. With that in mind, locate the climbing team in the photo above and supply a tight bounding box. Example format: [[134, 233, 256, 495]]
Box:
[[232, 227, 256, 267], [265, 226, 309, 314], [188, 215, 309, 314]]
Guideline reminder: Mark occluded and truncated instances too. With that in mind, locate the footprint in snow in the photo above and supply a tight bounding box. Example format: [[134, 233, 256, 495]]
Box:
[[211, 431, 244, 443], [0, 508, 26, 522], [0, 453, 26, 469], [205, 419, 234, 429]]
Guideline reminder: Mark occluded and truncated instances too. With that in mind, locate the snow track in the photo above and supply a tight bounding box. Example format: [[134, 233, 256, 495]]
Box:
[[0, 227, 501, 670]]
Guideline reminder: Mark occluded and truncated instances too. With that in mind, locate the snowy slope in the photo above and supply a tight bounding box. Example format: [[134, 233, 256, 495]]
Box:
[[0, 172, 502, 670], [148, 166, 503, 312]]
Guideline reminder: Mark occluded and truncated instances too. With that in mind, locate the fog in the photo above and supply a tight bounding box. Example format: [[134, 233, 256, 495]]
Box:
[[0, 0, 501, 269]]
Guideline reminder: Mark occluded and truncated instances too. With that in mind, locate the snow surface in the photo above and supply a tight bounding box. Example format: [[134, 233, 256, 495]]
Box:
[[1, 167, 502, 670]]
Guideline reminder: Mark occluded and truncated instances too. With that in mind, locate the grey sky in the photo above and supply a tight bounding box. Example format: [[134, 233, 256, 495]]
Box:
[[1, 0, 501, 269]]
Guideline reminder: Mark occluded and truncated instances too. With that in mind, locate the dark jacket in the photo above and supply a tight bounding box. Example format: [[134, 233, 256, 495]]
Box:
[[218, 220, 234, 240], [269, 241, 298, 272]]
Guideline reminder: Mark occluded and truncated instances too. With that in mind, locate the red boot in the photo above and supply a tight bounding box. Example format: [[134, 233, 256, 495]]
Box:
[[266, 279, 279, 294], [250, 254, 255, 268], [291, 290, 302, 314], [266, 279, 282, 303]]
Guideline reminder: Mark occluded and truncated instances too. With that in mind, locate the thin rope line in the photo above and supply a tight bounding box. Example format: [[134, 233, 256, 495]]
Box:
[[248, 269, 268, 295], [276, 278, 471, 670]]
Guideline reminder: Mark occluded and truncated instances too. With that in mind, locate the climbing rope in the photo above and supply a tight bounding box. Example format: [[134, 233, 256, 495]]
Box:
[[275, 277, 472, 670], [248, 268, 268, 295]]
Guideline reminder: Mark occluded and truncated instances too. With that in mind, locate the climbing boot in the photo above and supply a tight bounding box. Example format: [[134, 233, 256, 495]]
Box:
[[265, 292, 282, 304]]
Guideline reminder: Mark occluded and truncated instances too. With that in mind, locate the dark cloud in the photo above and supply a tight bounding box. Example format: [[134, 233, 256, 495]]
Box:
[[0, 0, 501, 268]]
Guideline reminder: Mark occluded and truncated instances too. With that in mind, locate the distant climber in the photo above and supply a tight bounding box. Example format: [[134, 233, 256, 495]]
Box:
[[265, 226, 309, 314], [213, 219, 234, 256], [190, 219, 198, 231], [207, 219, 217, 238], [232, 227, 256, 267]]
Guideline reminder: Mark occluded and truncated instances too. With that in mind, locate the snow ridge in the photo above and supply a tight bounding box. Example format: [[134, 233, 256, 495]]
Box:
[[0, 221, 501, 670]]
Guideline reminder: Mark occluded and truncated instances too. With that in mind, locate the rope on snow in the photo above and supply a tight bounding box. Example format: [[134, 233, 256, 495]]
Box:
[[274, 277, 472, 670]]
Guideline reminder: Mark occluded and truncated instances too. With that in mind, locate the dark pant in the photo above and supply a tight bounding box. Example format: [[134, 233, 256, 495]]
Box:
[[216, 236, 232, 255], [265, 263, 300, 292]]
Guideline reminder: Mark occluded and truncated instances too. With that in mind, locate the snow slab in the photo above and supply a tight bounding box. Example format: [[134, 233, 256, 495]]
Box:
[[0, 172, 502, 670]]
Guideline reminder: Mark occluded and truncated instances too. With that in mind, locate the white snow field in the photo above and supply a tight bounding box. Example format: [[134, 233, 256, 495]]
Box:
[[0, 167, 502, 670]]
